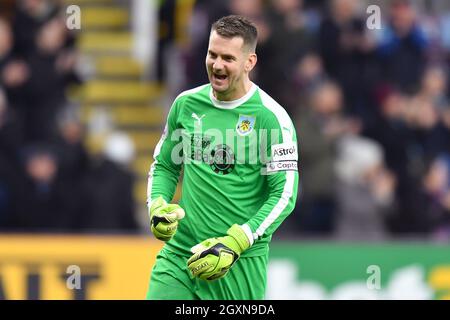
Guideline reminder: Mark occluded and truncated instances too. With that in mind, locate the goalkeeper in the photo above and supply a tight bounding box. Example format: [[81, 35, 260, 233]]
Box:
[[146, 15, 299, 300]]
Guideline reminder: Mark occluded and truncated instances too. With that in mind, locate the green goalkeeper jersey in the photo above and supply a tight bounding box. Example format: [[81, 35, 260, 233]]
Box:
[[147, 83, 299, 257]]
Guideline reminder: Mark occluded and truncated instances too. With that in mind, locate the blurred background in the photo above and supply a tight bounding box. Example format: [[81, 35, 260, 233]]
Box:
[[0, 0, 449, 299]]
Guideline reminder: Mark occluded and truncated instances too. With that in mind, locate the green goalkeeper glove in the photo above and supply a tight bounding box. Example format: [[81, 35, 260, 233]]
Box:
[[187, 224, 251, 281], [149, 196, 185, 241]]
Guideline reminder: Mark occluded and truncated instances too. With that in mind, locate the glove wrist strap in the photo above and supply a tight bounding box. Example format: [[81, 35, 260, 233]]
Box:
[[227, 224, 251, 254]]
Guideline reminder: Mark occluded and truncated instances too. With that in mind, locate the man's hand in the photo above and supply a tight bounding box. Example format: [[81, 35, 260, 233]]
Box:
[[187, 224, 250, 281], [149, 196, 185, 241]]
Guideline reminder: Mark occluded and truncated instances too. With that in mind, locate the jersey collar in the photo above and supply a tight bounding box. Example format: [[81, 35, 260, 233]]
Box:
[[209, 82, 257, 109]]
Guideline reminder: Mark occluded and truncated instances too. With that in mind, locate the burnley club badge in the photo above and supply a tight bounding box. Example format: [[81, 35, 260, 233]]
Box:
[[236, 115, 256, 136]]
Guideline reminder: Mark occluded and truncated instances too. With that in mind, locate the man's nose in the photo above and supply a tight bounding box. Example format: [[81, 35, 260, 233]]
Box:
[[213, 59, 224, 70]]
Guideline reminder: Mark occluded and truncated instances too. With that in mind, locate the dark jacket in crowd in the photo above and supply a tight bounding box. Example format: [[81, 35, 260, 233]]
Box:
[[80, 159, 138, 232], [377, 25, 428, 94]]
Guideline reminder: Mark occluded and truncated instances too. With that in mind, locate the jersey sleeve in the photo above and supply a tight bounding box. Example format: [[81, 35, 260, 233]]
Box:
[[242, 110, 299, 245], [146, 98, 183, 207]]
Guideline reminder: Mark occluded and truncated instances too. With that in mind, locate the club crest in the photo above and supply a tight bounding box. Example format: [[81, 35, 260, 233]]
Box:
[[236, 115, 255, 136]]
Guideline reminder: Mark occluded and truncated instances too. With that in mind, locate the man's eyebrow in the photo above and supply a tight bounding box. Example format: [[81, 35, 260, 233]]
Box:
[[222, 54, 236, 60], [208, 50, 236, 60]]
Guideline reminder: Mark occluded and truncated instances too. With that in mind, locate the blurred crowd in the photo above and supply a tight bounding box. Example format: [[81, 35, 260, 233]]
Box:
[[0, 0, 139, 233], [2, 0, 450, 241], [158, 0, 450, 241]]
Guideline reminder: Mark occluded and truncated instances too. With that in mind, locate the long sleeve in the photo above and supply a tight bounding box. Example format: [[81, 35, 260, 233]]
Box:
[[147, 100, 183, 207], [244, 107, 299, 243]]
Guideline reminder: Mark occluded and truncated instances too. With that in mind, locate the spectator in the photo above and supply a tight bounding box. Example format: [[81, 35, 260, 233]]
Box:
[[17, 17, 80, 143], [407, 154, 450, 239], [256, 0, 315, 114], [424, 154, 450, 240], [376, 0, 428, 94], [417, 66, 448, 111], [12, 0, 60, 57], [53, 107, 89, 182], [291, 52, 326, 106], [15, 144, 81, 231], [318, 0, 377, 123], [406, 96, 448, 163], [366, 86, 412, 172], [80, 132, 139, 232], [293, 81, 353, 234], [0, 17, 30, 113], [334, 135, 396, 240]]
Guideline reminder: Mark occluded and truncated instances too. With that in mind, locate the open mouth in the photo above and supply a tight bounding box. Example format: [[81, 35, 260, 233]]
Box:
[[213, 73, 227, 81]]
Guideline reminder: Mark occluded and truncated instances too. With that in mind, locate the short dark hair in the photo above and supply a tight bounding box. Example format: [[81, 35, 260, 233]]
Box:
[[211, 15, 258, 52]]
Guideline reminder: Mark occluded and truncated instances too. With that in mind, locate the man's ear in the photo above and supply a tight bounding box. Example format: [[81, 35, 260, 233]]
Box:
[[246, 53, 257, 73]]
